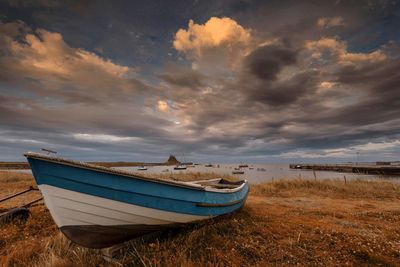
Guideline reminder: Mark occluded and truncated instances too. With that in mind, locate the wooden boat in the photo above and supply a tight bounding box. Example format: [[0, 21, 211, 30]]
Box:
[[24, 152, 249, 248], [137, 166, 147, 171], [173, 165, 187, 170], [232, 170, 245, 175]]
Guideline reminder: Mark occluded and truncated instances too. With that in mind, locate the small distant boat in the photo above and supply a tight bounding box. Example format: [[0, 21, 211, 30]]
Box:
[[238, 164, 248, 168], [25, 152, 249, 249], [232, 170, 245, 175], [137, 166, 147, 171], [257, 168, 266, 172], [174, 165, 187, 170], [205, 164, 214, 167]]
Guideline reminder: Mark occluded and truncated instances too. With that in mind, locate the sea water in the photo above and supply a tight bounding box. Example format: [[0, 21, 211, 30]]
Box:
[[5, 163, 398, 184], [117, 163, 398, 184]]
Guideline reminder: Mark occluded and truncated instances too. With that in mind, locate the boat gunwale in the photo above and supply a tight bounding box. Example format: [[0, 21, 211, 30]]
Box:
[[24, 152, 247, 193]]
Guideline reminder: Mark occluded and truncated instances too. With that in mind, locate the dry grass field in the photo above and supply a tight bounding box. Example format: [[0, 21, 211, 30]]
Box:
[[0, 171, 399, 266]]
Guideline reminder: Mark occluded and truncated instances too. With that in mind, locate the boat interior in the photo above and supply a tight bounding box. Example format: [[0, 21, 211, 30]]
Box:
[[189, 178, 246, 189], [24, 152, 247, 191]]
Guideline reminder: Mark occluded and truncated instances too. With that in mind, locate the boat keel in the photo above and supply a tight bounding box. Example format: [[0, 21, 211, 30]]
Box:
[[60, 224, 172, 248]]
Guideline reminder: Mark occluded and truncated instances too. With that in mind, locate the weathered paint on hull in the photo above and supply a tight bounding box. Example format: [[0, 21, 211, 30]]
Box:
[[38, 184, 212, 248], [60, 224, 173, 248], [25, 153, 249, 248]]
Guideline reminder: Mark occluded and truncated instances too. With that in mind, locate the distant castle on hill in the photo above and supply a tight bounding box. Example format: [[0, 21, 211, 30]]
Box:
[[165, 155, 180, 165]]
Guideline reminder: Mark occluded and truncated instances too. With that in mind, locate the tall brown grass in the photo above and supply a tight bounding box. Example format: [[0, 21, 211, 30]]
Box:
[[0, 171, 41, 210], [251, 178, 400, 199], [1, 172, 400, 266], [0, 171, 33, 185]]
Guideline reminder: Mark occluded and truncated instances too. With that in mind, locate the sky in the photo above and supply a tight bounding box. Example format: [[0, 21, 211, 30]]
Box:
[[0, 0, 400, 163]]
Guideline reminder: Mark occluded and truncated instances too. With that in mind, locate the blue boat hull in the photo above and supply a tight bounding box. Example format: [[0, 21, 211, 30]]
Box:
[[25, 153, 249, 248]]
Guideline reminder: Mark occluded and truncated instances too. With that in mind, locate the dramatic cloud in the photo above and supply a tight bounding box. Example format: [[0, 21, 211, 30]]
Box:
[[157, 66, 205, 89], [13, 30, 130, 77], [0, 21, 149, 107], [173, 17, 252, 71], [317, 16, 344, 29], [173, 17, 251, 59], [305, 38, 386, 64], [245, 44, 297, 81], [1, 0, 400, 162], [0, 21, 181, 160]]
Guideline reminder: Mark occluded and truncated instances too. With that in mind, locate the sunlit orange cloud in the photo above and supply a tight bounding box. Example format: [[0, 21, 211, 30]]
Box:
[[173, 16, 252, 72], [173, 17, 251, 58], [305, 37, 386, 64], [10, 29, 131, 77], [0, 21, 146, 106], [157, 100, 169, 112]]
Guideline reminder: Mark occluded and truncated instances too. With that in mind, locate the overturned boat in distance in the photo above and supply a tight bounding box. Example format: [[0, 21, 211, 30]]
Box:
[[24, 152, 249, 249]]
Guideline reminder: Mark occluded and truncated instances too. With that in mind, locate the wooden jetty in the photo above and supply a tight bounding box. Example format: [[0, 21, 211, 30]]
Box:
[[289, 163, 400, 175]]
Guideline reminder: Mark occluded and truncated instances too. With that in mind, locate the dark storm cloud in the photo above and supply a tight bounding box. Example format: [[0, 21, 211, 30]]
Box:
[[245, 44, 297, 81], [296, 49, 399, 132], [327, 62, 400, 127], [157, 67, 205, 89], [176, 35, 400, 158], [336, 57, 400, 86], [247, 70, 318, 106]]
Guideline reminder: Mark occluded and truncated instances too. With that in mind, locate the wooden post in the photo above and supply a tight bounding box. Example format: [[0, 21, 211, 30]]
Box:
[[343, 175, 347, 184], [101, 243, 126, 261], [313, 170, 316, 181]]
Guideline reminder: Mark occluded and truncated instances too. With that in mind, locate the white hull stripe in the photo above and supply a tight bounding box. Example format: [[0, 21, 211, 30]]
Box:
[[39, 184, 212, 227]]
